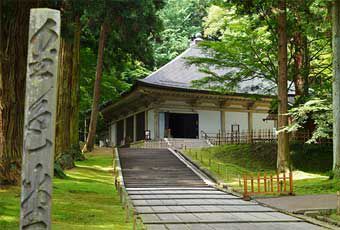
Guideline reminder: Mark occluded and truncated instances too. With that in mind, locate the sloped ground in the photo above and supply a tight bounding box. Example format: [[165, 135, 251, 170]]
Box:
[[183, 144, 339, 195], [0, 147, 132, 230]]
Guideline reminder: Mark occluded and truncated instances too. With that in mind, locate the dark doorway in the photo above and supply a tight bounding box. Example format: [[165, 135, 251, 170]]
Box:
[[136, 112, 145, 141], [126, 116, 134, 143], [166, 113, 198, 138]]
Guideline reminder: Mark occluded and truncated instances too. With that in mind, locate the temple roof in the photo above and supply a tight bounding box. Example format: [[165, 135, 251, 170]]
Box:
[[139, 43, 289, 95]]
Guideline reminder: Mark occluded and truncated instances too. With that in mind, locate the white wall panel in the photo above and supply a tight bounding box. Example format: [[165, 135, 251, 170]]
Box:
[[147, 109, 155, 139], [226, 112, 248, 132], [253, 113, 275, 131], [198, 110, 221, 135], [110, 123, 116, 146]]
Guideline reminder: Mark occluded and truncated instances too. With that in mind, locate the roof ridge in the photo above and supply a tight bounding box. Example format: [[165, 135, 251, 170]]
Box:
[[141, 45, 197, 82]]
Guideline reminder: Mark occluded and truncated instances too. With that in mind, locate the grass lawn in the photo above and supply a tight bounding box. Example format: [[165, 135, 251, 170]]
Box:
[[0, 147, 132, 230], [184, 144, 340, 195]]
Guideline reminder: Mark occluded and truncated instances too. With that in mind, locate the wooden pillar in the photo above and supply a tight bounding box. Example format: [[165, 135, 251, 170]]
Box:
[[145, 110, 148, 131], [220, 110, 226, 134], [154, 110, 159, 140], [248, 111, 253, 132], [123, 118, 126, 142], [133, 114, 137, 142]]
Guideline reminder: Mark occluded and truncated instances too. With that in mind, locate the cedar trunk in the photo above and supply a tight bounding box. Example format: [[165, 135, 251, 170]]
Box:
[[0, 1, 39, 184], [83, 22, 108, 152], [277, 0, 290, 172], [70, 15, 81, 149], [55, 15, 81, 159], [293, 31, 306, 97]]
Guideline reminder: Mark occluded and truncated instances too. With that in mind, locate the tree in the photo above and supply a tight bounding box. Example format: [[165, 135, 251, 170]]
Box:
[[277, 0, 289, 172], [0, 0, 63, 184], [188, 0, 333, 171], [82, 21, 108, 152], [55, 2, 83, 164], [0, 0, 85, 182], [82, 0, 163, 152], [332, 0, 340, 177], [154, 0, 210, 67]]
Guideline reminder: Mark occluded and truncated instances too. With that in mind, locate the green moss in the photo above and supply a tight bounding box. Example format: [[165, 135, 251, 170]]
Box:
[[0, 152, 132, 230]]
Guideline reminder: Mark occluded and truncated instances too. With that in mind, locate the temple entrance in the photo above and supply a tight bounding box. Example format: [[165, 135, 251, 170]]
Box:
[[165, 113, 198, 138]]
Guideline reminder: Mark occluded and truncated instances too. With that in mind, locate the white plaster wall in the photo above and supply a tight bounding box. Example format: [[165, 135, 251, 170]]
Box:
[[159, 112, 165, 138], [253, 113, 275, 131], [110, 123, 116, 146], [198, 110, 221, 135], [147, 109, 155, 139], [226, 112, 248, 132]]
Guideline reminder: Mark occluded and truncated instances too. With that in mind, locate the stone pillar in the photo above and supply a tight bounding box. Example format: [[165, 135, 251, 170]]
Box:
[[20, 9, 60, 230]]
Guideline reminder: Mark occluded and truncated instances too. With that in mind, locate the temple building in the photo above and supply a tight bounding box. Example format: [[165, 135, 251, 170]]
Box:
[[101, 41, 278, 146]]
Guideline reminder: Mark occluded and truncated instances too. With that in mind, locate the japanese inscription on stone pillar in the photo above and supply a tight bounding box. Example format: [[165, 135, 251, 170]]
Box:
[[20, 8, 60, 230]]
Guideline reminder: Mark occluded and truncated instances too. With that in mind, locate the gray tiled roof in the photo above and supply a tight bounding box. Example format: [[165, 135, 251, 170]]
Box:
[[140, 44, 293, 96]]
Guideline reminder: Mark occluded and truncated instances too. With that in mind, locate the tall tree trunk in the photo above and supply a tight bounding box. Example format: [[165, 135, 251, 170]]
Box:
[[0, 1, 38, 184], [55, 15, 81, 161], [332, 1, 340, 177], [277, 0, 290, 172], [55, 39, 73, 158], [70, 15, 81, 149], [292, 0, 310, 99], [82, 22, 108, 152], [292, 31, 306, 97]]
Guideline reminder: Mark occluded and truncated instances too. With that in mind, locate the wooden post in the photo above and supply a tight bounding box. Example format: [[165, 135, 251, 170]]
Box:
[[264, 173, 267, 192], [251, 174, 254, 193], [20, 8, 60, 230], [283, 173, 287, 192], [277, 172, 280, 192], [337, 191, 340, 215], [270, 174, 274, 192], [243, 175, 248, 197], [257, 172, 261, 192], [133, 211, 137, 230], [125, 203, 129, 222], [289, 171, 293, 194]]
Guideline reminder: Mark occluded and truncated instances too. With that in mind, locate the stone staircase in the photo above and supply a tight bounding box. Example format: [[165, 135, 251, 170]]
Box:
[[118, 148, 209, 188], [165, 138, 212, 149]]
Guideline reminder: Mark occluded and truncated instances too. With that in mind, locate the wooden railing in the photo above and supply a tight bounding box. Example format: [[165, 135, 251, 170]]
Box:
[[203, 130, 332, 145], [243, 171, 293, 200], [203, 130, 277, 145]]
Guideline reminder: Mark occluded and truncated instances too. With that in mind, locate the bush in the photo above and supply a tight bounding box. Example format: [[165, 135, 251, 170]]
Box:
[[290, 143, 333, 173]]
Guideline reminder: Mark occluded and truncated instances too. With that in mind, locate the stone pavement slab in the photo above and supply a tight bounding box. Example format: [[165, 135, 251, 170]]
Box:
[[257, 194, 337, 213]]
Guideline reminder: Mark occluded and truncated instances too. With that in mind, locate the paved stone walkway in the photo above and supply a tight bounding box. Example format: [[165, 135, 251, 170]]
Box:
[[257, 194, 338, 213], [119, 148, 323, 229]]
